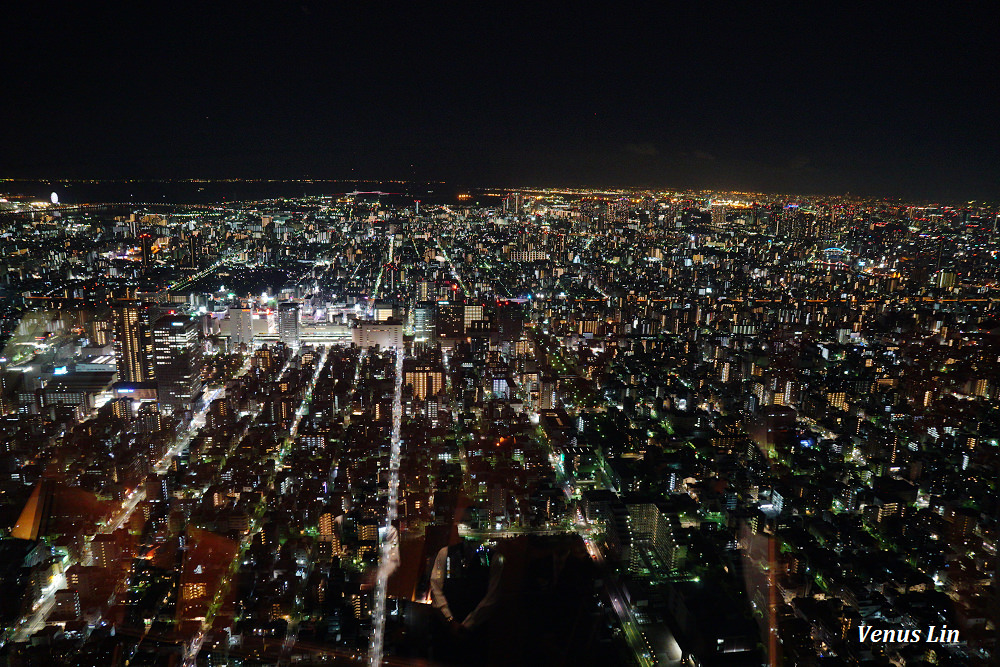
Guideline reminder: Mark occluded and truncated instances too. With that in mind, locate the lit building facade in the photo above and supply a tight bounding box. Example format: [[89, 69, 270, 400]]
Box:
[[152, 315, 203, 413]]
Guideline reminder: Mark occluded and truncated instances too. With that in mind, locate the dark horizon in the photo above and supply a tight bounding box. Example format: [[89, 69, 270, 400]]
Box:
[[3, 3, 998, 201], [2, 177, 995, 209]]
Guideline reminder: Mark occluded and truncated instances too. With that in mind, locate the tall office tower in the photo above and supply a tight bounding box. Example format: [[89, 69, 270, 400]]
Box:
[[114, 302, 155, 382], [152, 315, 203, 413], [110, 397, 135, 422], [787, 210, 815, 239], [278, 302, 300, 346], [503, 193, 522, 217], [496, 300, 525, 341], [436, 300, 464, 339], [187, 232, 203, 268], [936, 271, 957, 289], [139, 233, 154, 267], [539, 375, 557, 410], [0, 370, 10, 415], [387, 262, 399, 293], [89, 318, 113, 346], [137, 402, 163, 434], [231, 308, 254, 347], [413, 302, 436, 341], [417, 280, 431, 300], [403, 360, 445, 401], [463, 303, 484, 332], [710, 203, 727, 229]]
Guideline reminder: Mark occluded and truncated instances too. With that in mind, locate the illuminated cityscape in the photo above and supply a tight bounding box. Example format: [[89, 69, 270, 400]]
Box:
[[2, 3, 999, 666], [0, 186, 997, 667]]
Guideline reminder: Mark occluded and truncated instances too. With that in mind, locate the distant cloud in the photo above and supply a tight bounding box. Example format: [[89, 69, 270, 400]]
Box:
[[624, 142, 659, 156]]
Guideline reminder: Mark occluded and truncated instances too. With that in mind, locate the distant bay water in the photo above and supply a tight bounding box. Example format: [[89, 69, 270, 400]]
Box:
[[1, 180, 475, 207]]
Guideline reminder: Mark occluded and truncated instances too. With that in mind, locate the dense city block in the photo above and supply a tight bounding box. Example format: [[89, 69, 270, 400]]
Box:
[[0, 185, 998, 666]]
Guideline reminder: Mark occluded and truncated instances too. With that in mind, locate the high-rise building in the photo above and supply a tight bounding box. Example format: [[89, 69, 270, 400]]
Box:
[[413, 302, 435, 341], [317, 509, 342, 562], [109, 397, 134, 422], [89, 318, 113, 347], [627, 503, 680, 573], [231, 308, 254, 347], [436, 300, 464, 338], [463, 303, 484, 332], [113, 302, 156, 383], [139, 233, 154, 267], [152, 315, 203, 413], [187, 232, 203, 268], [137, 402, 163, 433], [0, 370, 10, 415], [497, 300, 525, 341], [278, 302, 300, 346], [404, 360, 444, 401], [539, 375, 557, 410], [710, 203, 727, 229], [936, 271, 957, 289], [503, 193, 522, 217]]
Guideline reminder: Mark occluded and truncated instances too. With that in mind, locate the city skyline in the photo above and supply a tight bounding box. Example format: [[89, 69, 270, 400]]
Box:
[[2, 3, 999, 665], [0, 189, 997, 665]]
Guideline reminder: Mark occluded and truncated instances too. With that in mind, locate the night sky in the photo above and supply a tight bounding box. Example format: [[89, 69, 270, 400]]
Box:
[[3, 3, 998, 199]]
